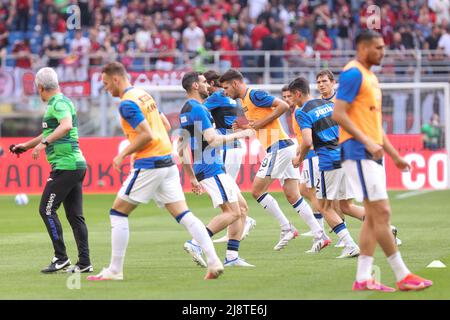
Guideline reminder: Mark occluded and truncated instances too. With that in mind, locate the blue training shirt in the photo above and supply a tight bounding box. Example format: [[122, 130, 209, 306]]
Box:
[[296, 99, 341, 171], [179, 99, 225, 181], [204, 89, 242, 149]]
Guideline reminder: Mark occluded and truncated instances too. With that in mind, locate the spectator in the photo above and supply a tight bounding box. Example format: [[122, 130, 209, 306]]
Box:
[[89, 30, 103, 67], [14, 0, 33, 32], [182, 18, 205, 58], [438, 25, 450, 57], [400, 25, 416, 49], [123, 11, 141, 35], [416, 3, 434, 40], [284, 31, 310, 67], [0, 16, 9, 59], [78, 0, 90, 27], [111, 0, 127, 23], [429, 0, 450, 25], [296, 17, 313, 44], [336, 3, 352, 51], [278, 1, 296, 34], [198, 3, 224, 46], [170, 0, 193, 24], [213, 32, 235, 72], [155, 29, 177, 71], [260, 25, 284, 79], [396, 0, 417, 27], [251, 17, 271, 49], [67, 30, 90, 81], [425, 26, 443, 58], [135, 17, 154, 53], [421, 113, 442, 150], [314, 1, 333, 31], [248, 0, 268, 21], [43, 36, 65, 76], [12, 39, 32, 69], [314, 28, 333, 60]]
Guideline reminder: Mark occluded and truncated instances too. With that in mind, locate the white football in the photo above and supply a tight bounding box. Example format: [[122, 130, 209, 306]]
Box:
[[15, 193, 29, 206]]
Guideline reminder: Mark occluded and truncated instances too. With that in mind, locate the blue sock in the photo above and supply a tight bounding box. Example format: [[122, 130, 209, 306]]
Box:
[[206, 227, 214, 237], [226, 239, 240, 260]]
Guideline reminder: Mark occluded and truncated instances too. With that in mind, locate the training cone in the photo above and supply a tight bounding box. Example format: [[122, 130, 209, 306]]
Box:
[[426, 260, 447, 268]]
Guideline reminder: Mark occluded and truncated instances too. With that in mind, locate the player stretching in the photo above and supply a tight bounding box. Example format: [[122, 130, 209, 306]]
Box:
[[220, 69, 327, 252], [317, 69, 401, 247], [178, 72, 255, 267], [87, 62, 223, 281], [333, 30, 432, 291], [289, 77, 359, 258], [203, 70, 256, 243], [281, 86, 324, 236]]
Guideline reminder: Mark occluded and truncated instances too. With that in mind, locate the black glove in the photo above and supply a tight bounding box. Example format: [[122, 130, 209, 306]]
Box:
[[9, 144, 27, 157]]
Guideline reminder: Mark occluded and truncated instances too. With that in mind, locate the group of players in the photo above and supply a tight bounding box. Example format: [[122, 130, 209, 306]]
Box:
[[12, 30, 432, 292]]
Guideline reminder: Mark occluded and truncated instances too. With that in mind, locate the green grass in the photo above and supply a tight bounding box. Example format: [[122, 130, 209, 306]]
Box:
[[1, 191, 449, 300]]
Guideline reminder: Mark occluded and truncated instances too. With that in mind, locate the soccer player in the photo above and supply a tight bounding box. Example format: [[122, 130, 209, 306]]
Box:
[[178, 71, 255, 267], [316, 69, 402, 247], [87, 62, 223, 281], [333, 30, 432, 291], [289, 77, 359, 258], [10, 67, 92, 273], [219, 69, 327, 252], [203, 70, 256, 243], [281, 85, 324, 236]]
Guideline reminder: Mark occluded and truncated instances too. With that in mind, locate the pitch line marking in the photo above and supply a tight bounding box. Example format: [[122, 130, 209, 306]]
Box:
[[395, 190, 435, 199]]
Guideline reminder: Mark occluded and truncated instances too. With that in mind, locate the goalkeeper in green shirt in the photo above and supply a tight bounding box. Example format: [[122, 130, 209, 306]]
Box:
[[10, 67, 92, 274]]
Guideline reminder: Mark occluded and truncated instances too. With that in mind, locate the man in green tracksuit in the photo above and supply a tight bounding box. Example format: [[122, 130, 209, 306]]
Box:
[[11, 67, 92, 274]]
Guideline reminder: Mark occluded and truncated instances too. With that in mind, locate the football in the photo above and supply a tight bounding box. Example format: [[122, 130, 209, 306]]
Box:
[[15, 194, 29, 206]]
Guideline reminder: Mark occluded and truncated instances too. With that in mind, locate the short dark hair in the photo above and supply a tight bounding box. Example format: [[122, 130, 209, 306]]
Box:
[[102, 62, 127, 77], [203, 70, 221, 87], [182, 71, 201, 92], [355, 30, 383, 47], [288, 77, 310, 95], [219, 69, 244, 83], [316, 69, 335, 81], [281, 85, 289, 92]]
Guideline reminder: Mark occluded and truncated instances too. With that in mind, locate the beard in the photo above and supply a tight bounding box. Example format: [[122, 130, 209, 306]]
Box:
[[200, 91, 209, 99]]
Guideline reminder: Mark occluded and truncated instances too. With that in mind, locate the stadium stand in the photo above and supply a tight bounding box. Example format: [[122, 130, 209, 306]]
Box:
[[0, 0, 449, 82]]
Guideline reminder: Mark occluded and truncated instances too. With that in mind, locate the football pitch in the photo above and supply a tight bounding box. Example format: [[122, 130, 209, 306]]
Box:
[[1, 191, 449, 300]]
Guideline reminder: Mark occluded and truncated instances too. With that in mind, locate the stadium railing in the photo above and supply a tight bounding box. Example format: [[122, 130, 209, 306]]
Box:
[[2, 49, 450, 84]]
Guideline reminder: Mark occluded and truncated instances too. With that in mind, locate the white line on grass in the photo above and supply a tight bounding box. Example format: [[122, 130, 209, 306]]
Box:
[[395, 190, 435, 199]]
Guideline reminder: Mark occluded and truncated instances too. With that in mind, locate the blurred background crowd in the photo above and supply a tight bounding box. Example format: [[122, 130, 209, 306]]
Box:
[[0, 0, 449, 76]]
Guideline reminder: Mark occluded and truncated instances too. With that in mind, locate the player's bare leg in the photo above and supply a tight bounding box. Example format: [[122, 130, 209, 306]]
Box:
[[338, 200, 364, 220], [214, 192, 255, 243], [236, 193, 255, 240], [338, 199, 401, 246]]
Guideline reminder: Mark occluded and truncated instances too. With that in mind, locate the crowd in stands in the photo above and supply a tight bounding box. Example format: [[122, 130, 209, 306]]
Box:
[[0, 0, 449, 77]]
